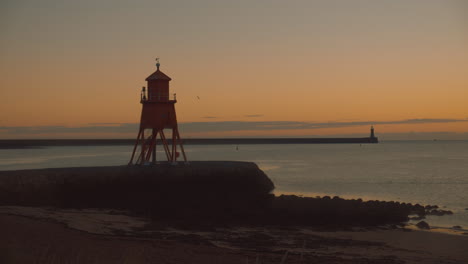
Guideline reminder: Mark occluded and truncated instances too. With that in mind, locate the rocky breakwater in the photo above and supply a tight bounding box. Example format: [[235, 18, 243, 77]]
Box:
[[0, 162, 453, 227], [0, 161, 274, 221], [268, 195, 453, 227]]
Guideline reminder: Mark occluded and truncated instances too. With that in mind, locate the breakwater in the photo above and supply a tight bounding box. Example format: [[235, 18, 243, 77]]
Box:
[[0, 162, 273, 218], [0, 137, 377, 149], [0, 161, 449, 227]]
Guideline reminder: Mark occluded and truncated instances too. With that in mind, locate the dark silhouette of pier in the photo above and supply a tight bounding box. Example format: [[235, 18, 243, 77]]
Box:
[[0, 136, 378, 149]]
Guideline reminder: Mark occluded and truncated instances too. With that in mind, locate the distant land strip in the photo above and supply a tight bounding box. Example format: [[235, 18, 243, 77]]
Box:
[[0, 138, 378, 149]]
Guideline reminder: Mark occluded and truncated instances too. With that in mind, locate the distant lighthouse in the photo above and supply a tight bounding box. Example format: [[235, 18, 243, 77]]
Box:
[[129, 59, 187, 165], [369, 126, 378, 143]]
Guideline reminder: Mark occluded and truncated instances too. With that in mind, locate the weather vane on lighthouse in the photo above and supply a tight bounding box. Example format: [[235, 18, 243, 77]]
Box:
[[129, 58, 187, 165]]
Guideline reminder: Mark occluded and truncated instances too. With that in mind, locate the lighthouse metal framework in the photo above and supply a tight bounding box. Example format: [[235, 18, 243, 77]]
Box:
[[129, 59, 187, 165]]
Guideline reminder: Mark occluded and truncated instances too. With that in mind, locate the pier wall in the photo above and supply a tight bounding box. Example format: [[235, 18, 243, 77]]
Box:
[[0, 162, 274, 219]]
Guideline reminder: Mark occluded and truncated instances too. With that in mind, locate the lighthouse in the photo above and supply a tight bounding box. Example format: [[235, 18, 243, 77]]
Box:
[[129, 59, 187, 165]]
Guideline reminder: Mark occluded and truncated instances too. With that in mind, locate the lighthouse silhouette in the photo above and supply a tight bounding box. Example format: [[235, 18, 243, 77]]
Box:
[[129, 59, 187, 165]]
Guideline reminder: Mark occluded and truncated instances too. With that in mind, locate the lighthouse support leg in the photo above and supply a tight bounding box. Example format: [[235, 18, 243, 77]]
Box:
[[152, 129, 157, 164], [137, 130, 147, 165], [159, 130, 172, 161], [144, 132, 157, 164], [171, 129, 177, 163], [176, 129, 187, 162], [128, 128, 143, 165]]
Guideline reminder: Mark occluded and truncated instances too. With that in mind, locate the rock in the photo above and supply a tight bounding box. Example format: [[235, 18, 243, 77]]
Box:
[[452, 225, 462, 229], [416, 221, 430, 230], [428, 209, 453, 216]]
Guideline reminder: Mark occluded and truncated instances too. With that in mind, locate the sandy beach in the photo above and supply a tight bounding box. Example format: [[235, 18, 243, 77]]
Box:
[[1, 206, 467, 264]]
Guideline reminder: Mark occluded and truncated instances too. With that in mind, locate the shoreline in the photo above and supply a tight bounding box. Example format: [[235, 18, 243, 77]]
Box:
[[1, 206, 468, 264], [405, 224, 468, 236]]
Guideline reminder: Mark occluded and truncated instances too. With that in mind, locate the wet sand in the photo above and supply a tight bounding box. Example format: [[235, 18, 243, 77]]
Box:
[[1, 207, 467, 264]]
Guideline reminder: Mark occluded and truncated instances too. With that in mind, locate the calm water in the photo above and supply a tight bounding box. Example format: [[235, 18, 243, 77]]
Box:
[[1, 141, 467, 229]]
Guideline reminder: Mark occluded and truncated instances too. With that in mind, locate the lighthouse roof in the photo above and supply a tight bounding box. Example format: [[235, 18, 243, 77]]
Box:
[[145, 69, 172, 81]]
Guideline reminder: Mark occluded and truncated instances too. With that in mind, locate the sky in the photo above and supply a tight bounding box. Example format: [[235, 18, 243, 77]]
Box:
[[1, 0, 467, 139]]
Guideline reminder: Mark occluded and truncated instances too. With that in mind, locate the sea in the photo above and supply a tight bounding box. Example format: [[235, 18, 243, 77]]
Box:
[[1, 140, 467, 231]]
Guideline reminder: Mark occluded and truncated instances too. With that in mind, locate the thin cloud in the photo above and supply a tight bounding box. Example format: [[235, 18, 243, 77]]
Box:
[[181, 118, 468, 132], [0, 123, 138, 135], [202, 116, 218, 119], [245, 114, 264, 118], [88, 122, 125, 126]]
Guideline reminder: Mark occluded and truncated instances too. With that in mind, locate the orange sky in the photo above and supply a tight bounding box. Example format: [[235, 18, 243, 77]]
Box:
[[1, 0, 467, 139]]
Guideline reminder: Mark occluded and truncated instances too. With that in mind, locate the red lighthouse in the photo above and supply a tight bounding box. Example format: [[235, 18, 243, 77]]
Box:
[[129, 59, 187, 165]]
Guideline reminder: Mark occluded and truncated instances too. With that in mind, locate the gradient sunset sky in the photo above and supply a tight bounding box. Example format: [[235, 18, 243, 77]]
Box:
[[1, 0, 467, 139]]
